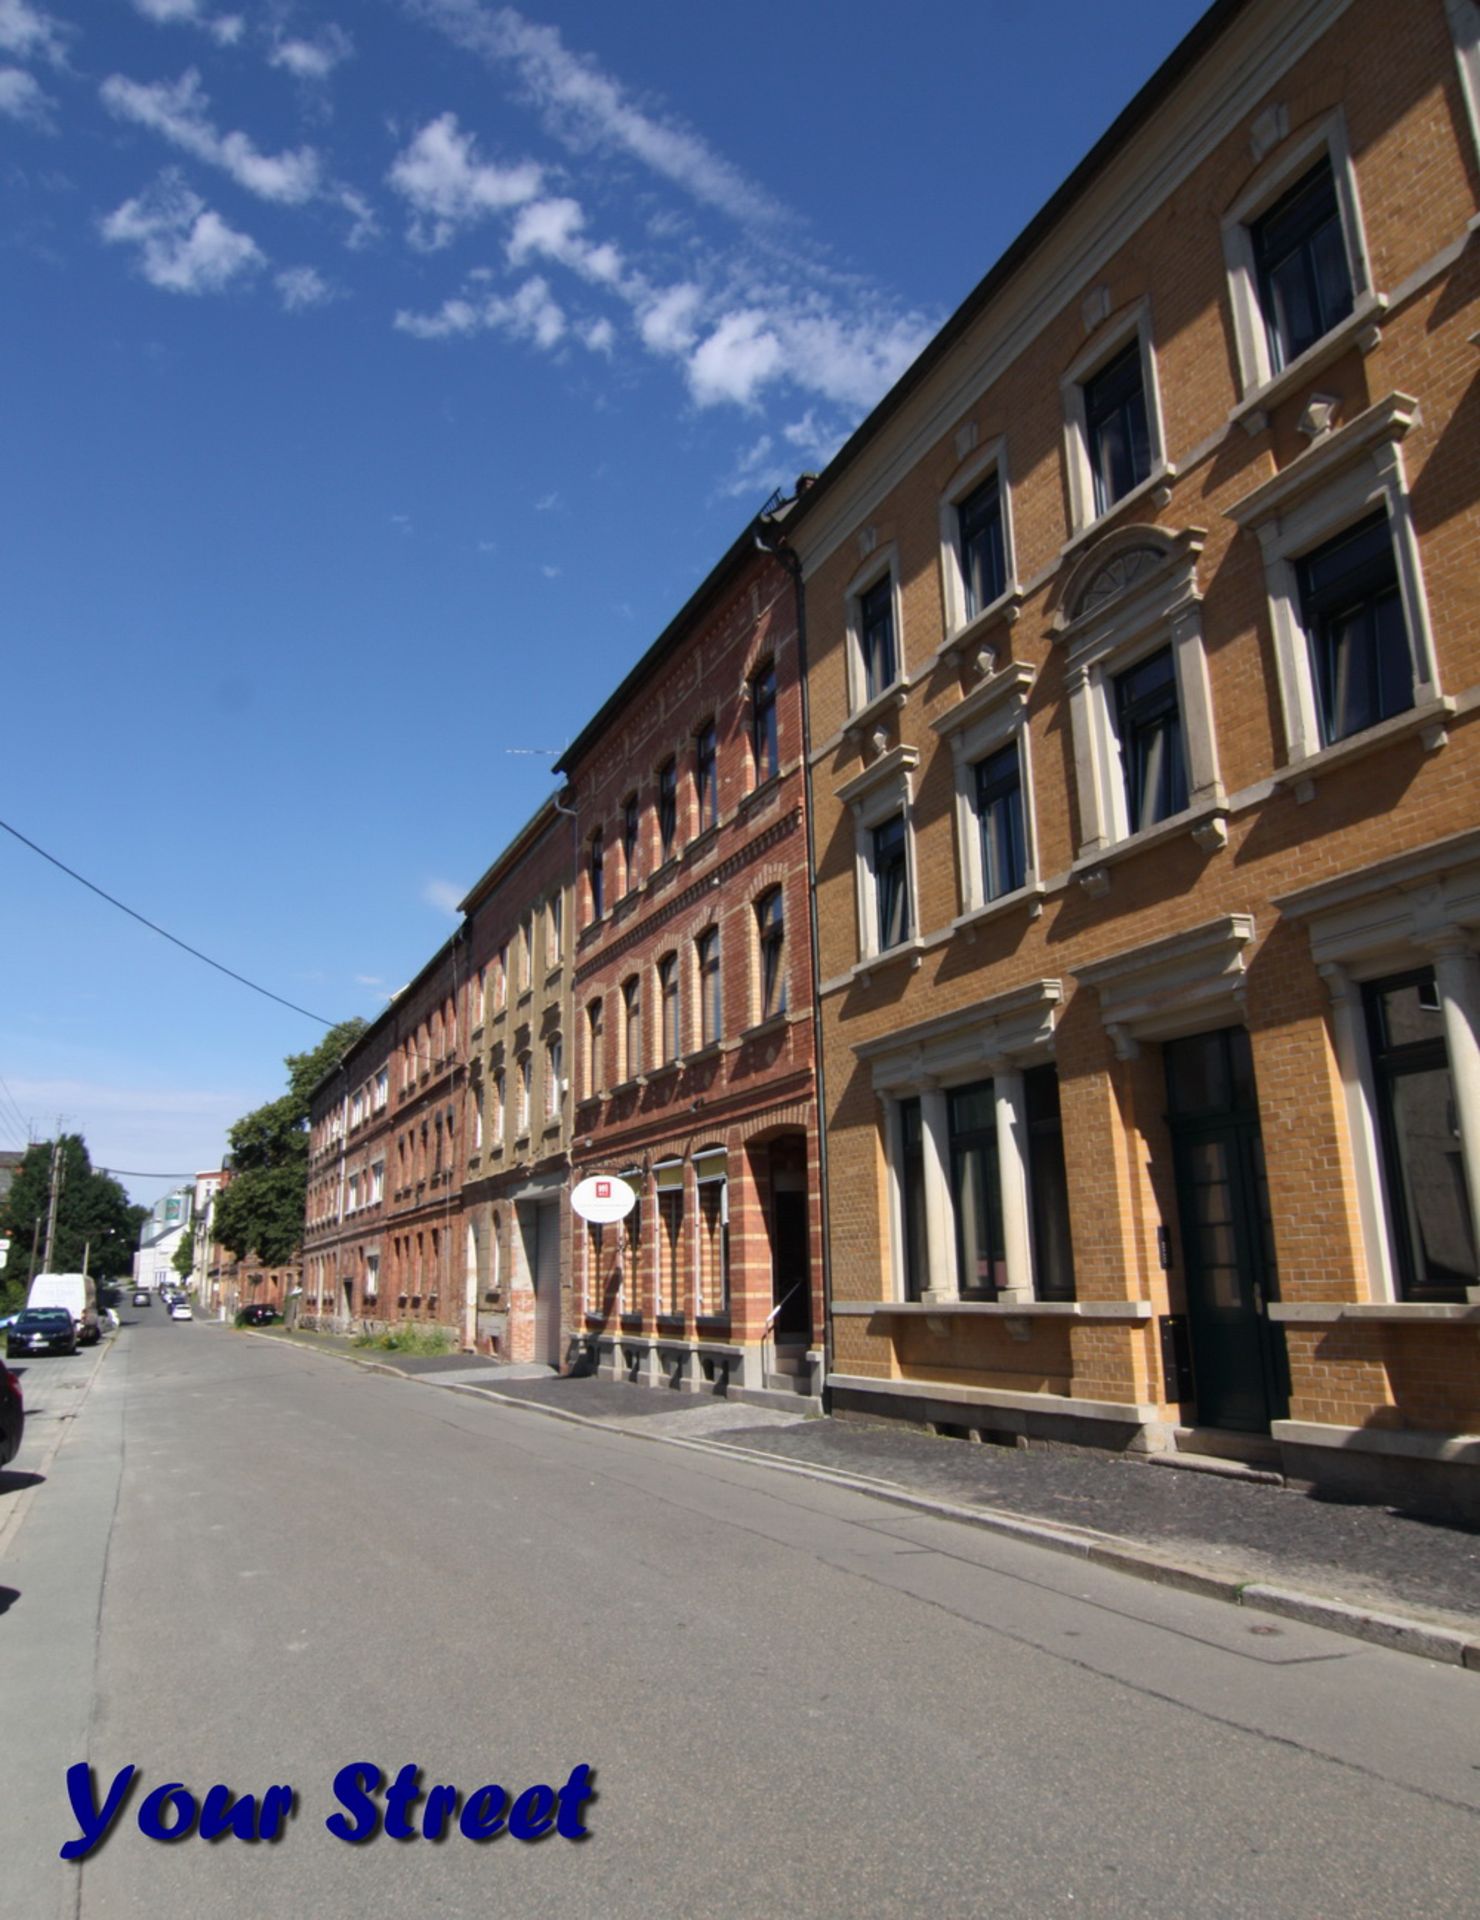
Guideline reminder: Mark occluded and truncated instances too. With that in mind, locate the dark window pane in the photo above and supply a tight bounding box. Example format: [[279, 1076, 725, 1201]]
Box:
[[658, 761, 677, 858], [1025, 1066, 1076, 1301], [1084, 342, 1150, 515], [900, 1097, 927, 1300], [1364, 969, 1475, 1301], [1296, 513, 1412, 744], [873, 813, 911, 950], [1115, 647, 1187, 831], [975, 742, 1026, 899], [589, 830, 604, 919], [751, 663, 778, 782], [1252, 160, 1354, 370], [959, 475, 1006, 620], [859, 576, 897, 702], [949, 1079, 1004, 1298], [696, 723, 718, 831], [758, 889, 786, 1019]]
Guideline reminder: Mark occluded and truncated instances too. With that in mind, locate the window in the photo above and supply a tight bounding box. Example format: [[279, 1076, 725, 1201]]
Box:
[[1227, 393, 1436, 771], [697, 927, 721, 1046], [873, 814, 912, 952], [365, 1252, 379, 1302], [974, 742, 1027, 902], [622, 975, 642, 1080], [1025, 1066, 1076, 1301], [898, 1096, 928, 1302], [586, 999, 604, 1098], [1251, 157, 1354, 373], [757, 889, 786, 1020], [347, 1173, 361, 1214], [751, 661, 778, 784], [471, 1090, 483, 1150], [589, 830, 605, 921], [949, 1081, 1006, 1299], [695, 1150, 729, 1315], [1364, 970, 1475, 1302], [1222, 120, 1372, 408], [370, 1160, 384, 1205], [1296, 513, 1412, 747], [374, 1069, 389, 1110], [1061, 308, 1167, 535], [545, 1036, 563, 1120], [621, 1170, 642, 1313], [547, 890, 563, 965], [516, 1054, 531, 1135], [657, 760, 678, 861], [859, 574, 897, 703], [519, 918, 532, 992], [838, 744, 921, 967], [655, 1162, 684, 1315], [492, 1069, 505, 1144], [658, 953, 680, 1063], [621, 792, 640, 891], [494, 945, 508, 1012], [1084, 342, 1150, 517], [958, 474, 1007, 622], [1115, 647, 1189, 832], [696, 722, 719, 832]]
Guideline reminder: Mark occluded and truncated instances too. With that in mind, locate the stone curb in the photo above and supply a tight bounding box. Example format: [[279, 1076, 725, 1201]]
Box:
[[241, 1329, 1480, 1673]]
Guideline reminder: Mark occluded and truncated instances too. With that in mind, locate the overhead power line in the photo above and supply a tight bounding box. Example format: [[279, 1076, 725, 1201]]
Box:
[[0, 816, 334, 1027]]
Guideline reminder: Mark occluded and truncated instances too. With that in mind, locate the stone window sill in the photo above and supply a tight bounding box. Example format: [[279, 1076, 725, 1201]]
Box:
[[1227, 294, 1386, 436], [833, 1299, 1151, 1320], [1059, 462, 1177, 564], [1070, 796, 1229, 895], [1276, 697, 1454, 802], [1267, 1301, 1480, 1326]]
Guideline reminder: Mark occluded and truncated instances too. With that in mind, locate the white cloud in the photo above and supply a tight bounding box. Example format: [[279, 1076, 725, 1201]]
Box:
[[387, 111, 542, 250], [0, 63, 52, 128], [637, 281, 701, 356], [506, 193, 623, 286], [541, 564, 560, 579], [408, 1, 786, 230], [0, 0, 70, 66], [132, 0, 243, 47], [101, 69, 321, 204], [276, 264, 333, 310], [533, 490, 559, 511], [337, 186, 378, 250], [394, 273, 568, 351], [422, 878, 462, 917], [580, 315, 614, 354], [269, 25, 353, 80], [686, 308, 784, 409], [353, 973, 386, 988], [101, 170, 264, 295]]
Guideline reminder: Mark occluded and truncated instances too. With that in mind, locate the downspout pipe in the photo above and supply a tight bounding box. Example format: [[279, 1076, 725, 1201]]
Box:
[[755, 509, 834, 1411]]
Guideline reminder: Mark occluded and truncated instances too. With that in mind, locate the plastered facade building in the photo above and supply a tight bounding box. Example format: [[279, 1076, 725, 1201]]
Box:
[[784, 0, 1480, 1513], [459, 799, 576, 1369], [556, 522, 823, 1401]]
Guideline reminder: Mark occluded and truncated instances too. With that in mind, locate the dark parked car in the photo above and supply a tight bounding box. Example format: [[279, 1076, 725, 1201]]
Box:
[[7, 1308, 79, 1358], [0, 1363, 23, 1466], [235, 1305, 283, 1327]]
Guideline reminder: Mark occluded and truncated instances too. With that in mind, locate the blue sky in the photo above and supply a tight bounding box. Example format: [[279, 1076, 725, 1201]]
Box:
[[0, 0, 1210, 1210]]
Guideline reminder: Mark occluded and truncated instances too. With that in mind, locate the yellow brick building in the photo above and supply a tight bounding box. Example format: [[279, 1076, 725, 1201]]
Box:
[[784, 0, 1480, 1516]]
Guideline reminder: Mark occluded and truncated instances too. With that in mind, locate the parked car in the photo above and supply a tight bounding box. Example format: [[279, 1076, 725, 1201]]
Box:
[[169, 1303, 193, 1321], [132, 1292, 151, 1308], [234, 1305, 283, 1327], [7, 1308, 79, 1358], [0, 1363, 22, 1466]]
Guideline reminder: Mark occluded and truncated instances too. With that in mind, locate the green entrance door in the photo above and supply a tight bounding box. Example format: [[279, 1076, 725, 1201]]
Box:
[[1165, 1028, 1287, 1434]]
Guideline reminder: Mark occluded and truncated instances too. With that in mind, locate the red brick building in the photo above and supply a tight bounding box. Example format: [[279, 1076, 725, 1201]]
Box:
[[557, 517, 823, 1401]]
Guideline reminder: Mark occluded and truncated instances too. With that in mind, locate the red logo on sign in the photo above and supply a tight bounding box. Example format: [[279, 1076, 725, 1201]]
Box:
[[596, 1180, 611, 1199]]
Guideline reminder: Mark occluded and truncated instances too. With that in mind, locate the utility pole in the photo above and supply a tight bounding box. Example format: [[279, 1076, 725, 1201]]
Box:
[[41, 1134, 65, 1273], [27, 1213, 42, 1284]]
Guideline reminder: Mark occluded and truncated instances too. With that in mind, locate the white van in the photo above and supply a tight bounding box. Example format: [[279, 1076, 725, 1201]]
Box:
[[27, 1272, 100, 1346]]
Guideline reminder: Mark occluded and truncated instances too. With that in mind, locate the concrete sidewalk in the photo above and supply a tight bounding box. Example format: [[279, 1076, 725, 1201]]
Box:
[[246, 1327, 1480, 1665]]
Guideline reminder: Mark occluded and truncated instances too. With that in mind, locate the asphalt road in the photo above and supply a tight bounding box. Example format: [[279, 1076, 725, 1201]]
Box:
[[3, 1315, 1477, 1919]]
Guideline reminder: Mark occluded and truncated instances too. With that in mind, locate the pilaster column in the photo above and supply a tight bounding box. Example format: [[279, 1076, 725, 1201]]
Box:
[[1318, 961, 1393, 1301], [993, 1067, 1034, 1303], [919, 1083, 958, 1302]]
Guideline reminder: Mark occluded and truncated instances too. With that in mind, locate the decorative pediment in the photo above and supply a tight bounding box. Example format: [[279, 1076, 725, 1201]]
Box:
[[1054, 525, 1206, 642]]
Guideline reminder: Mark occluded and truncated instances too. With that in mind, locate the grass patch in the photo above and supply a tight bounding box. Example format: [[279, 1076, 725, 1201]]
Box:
[[352, 1325, 456, 1356]]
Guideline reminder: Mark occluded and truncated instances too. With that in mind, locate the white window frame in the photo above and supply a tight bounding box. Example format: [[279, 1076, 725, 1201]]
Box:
[[370, 1160, 384, 1205], [374, 1068, 389, 1111], [364, 1252, 379, 1302], [1053, 529, 1222, 865], [1221, 110, 1379, 416], [836, 746, 921, 970], [857, 981, 1064, 1306], [1226, 392, 1441, 775], [931, 663, 1042, 922], [545, 1035, 563, 1121], [843, 544, 906, 720], [1060, 301, 1171, 541], [516, 1054, 531, 1136], [937, 436, 1019, 650]]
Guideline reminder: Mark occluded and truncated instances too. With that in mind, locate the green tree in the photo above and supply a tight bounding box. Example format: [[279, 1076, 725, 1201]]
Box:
[[213, 1019, 366, 1269], [0, 1137, 147, 1311], [171, 1224, 198, 1281]]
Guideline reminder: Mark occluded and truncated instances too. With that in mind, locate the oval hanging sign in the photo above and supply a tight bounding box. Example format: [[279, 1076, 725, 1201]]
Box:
[[571, 1174, 637, 1224]]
